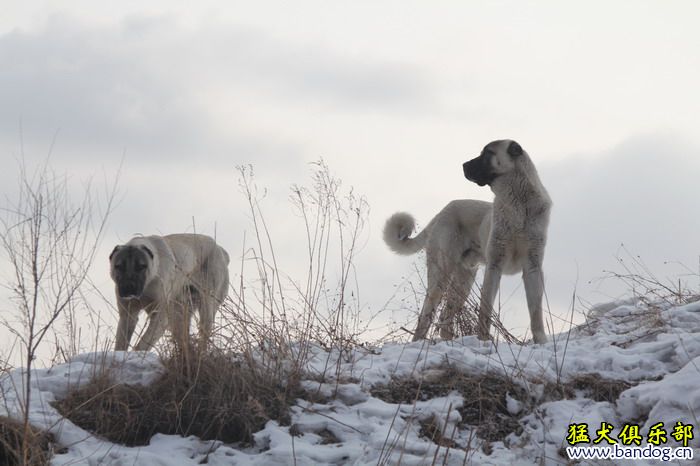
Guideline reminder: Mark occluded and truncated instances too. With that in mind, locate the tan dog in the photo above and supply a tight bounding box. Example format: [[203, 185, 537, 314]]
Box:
[[384, 200, 492, 341], [463, 139, 551, 344], [109, 234, 230, 351]]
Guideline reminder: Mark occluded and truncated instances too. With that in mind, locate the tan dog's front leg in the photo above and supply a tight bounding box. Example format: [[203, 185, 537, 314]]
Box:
[[115, 303, 139, 351], [168, 300, 191, 351], [134, 309, 168, 351]]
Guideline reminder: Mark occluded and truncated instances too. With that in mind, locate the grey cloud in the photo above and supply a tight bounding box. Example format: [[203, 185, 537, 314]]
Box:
[[0, 14, 437, 168], [185, 23, 438, 113], [0, 15, 303, 170], [231, 38, 437, 112]]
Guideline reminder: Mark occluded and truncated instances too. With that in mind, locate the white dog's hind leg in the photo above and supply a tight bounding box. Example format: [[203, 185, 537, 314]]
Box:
[[413, 265, 447, 341], [414, 287, 444, 341], [438, 266, 477, 340]]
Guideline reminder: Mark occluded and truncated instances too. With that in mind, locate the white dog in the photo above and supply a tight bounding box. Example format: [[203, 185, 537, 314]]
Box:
[[109, 233, 230, 350], [463, 139, 552, 344]]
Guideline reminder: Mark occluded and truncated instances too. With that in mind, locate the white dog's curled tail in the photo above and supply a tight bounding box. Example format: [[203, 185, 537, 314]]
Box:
[[383, 212, 427, 255]]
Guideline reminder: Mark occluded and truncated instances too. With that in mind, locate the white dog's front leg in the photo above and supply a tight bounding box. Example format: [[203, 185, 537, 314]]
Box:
[[523, 248, 547, 344], [479, 258, 503, 341]]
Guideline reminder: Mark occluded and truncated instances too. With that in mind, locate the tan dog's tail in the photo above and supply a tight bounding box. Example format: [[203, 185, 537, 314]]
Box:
[[383, 212, 428, 255]]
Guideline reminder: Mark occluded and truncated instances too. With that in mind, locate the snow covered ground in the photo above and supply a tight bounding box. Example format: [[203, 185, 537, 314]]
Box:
[[3, 297, 700, 465]]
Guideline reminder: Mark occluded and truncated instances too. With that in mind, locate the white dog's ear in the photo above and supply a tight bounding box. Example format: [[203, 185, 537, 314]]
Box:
[[507, 141, 523, 157], [109, 245, 121, 261], [140, 245, 154, 260]]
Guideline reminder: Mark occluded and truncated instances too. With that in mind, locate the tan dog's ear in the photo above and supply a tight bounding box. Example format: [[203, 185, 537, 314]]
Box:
[[507, 141, 523, 157], [109, 246, 121, 261], [140, 245, 154, 260]]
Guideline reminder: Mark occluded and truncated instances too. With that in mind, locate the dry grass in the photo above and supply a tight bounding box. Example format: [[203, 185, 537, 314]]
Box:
[[569, 373, 633, 403], [372, 364, 638, 453], [537, 373, 636, 407], [418, 415, 459, 449], [371, 366, 528, 442], [53, 343, 301, 447], [0, 416, 53, 466]]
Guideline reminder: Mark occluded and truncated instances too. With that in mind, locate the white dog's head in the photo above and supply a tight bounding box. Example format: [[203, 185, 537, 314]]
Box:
[[462, 139, 525, 187]]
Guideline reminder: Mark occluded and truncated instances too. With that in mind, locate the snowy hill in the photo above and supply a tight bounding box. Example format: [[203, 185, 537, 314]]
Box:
[[3, 298, 700, 465]]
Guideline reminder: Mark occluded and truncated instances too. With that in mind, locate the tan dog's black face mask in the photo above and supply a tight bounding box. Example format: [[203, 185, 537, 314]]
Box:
[[109, 245, 154, 299], [463, 140, 523, 186]]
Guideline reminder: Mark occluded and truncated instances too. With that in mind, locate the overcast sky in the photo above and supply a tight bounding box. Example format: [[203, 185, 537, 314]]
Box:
[[2, 1, 700, 354]]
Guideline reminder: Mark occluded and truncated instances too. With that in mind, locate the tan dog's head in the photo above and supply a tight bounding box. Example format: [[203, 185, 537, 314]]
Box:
[[462, 139, 524, 187], [109, 243, 155, 300]]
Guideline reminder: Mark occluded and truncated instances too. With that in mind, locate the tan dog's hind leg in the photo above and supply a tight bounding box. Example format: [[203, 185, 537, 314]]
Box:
[[168, 298, 195, 352], [197, 295, 215, 346]]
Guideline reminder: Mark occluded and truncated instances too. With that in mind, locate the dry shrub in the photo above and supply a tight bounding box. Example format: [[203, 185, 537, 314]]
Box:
[[371, 366, 527, 442], [53, 344, 300, 446], [0, 416, 52, 466]]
